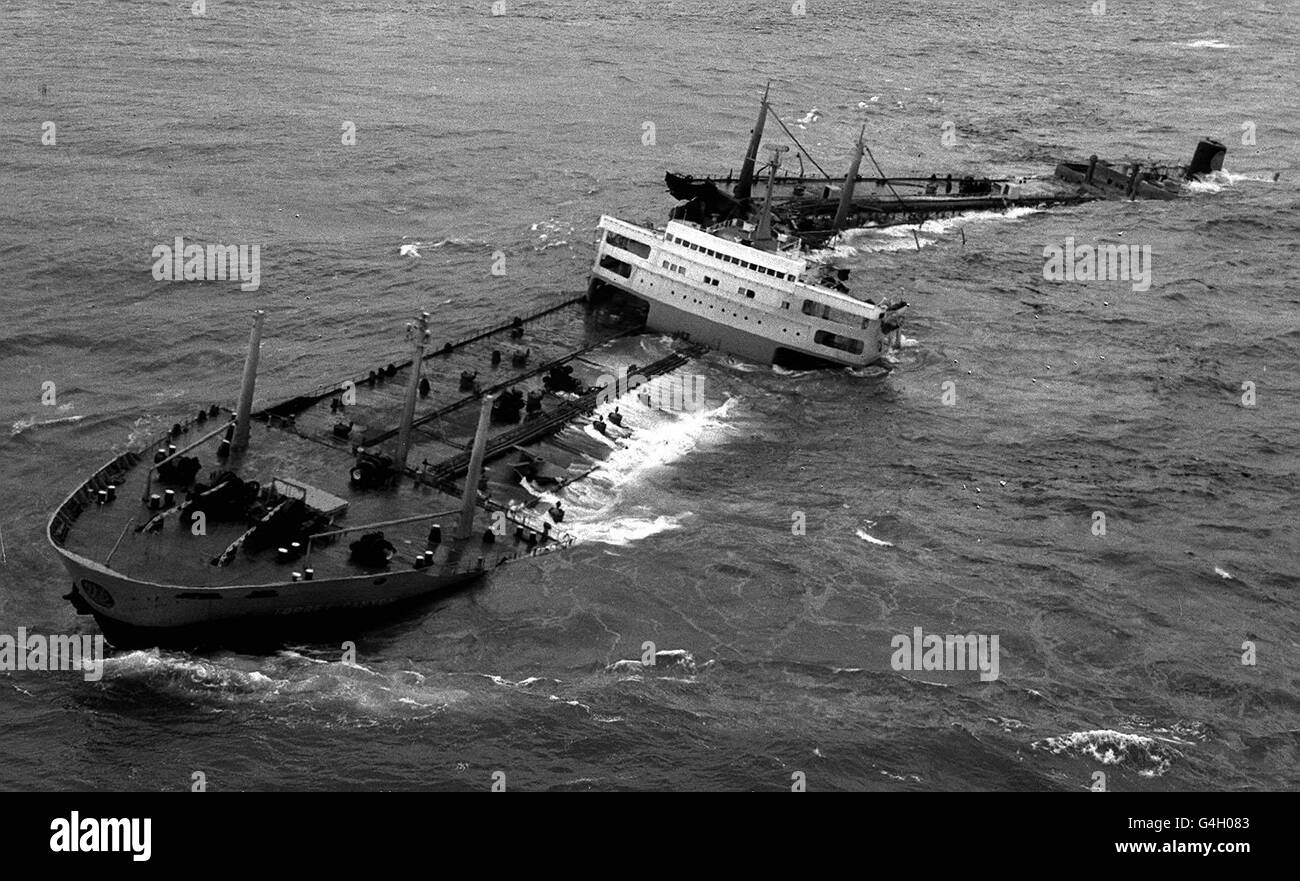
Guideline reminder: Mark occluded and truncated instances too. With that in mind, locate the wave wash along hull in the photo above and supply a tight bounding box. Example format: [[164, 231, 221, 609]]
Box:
[[589, 215, 905, 370], [45, 300, 677, 649]]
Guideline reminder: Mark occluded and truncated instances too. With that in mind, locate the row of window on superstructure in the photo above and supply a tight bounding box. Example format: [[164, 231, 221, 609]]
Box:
[[802, 298, 873, 330], [666, 233, 794, 281], [606, 230, 653, 260]]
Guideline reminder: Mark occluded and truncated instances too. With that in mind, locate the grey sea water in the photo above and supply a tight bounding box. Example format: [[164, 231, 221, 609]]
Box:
[[1, 0, 1297, 791]]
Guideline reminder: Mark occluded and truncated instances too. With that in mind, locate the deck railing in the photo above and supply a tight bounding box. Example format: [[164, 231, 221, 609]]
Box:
[[258, 294, 590, 418]]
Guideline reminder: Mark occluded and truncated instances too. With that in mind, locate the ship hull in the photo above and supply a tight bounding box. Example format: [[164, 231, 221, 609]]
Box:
[[53, 543, 487, 649], [593, 272, 886, 369], [646, 294, 784, 364], [1053, 161, 1182, 200], [638, 289, 880, 369]]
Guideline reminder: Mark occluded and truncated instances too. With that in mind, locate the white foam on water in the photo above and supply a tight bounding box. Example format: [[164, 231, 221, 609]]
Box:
[[917, 205, 1041, 235], [899, 674, 951, 688], [722, 359, 767, 373], [606, 649, 697, 675], [847, 357, 898, 377], [480, 673, 554, 689], [832, 225, 934, 254], [103, 649, 289, 694], [102, 649, 472, 716], [10, 412, 85, 437], [543, 395, 737, 546], [574, 513, 686, 546], [795, 107, 821, 127], [278, 649, 329, 665], [830, 205, 1041, 255], [770, 364, 817, 378], [881, 770, 922, 782], [518, 476, 560, 502], [581, 423, 620, 448], [1031, 729, 1176, 777], [1220, 171, 1277, 184], [1176, 39, 1237, 49], [586, 396, 734, 486], [855, 529, 894, 547], [1186, 170, 1274, 194], [125, 416, 158, 447], [530, 218, 575, 251]]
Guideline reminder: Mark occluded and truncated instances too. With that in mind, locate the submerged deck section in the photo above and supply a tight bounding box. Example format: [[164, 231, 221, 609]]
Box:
[[50, 295, 688, 592]]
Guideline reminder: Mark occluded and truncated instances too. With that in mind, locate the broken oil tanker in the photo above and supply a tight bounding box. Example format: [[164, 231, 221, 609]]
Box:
[[48, 301, 699, 648], [666, 85, 1227, 247]]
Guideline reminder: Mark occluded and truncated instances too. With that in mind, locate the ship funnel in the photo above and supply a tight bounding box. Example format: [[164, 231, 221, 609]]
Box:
[[458, 394, 496, 540], [734, 81, 771, 202], [231, 310, 265, 452], [1185, 138, 1227, 179], [832, 129, 866, 233]]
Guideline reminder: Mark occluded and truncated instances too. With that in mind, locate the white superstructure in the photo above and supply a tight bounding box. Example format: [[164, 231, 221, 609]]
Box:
[[590, 215, 904, 368]]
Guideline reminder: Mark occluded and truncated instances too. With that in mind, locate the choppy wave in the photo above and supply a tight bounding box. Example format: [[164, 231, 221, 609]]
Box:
[[606, 649, 700, 676], [1030, 729, 1179, 778]]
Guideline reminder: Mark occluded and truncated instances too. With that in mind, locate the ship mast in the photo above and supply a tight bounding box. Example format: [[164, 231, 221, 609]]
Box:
[[734, 81, 771, 202], [750, 144, 788, 251], [231, 309, 265, 452], [143, 311, 259, 502], [395, 311, 432, 472], [458, 394, 496, 539], [832, 127, 866, 233]]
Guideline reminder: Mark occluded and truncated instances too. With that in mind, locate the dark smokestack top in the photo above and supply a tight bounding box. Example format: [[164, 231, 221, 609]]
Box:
[[1187, 139, 1227, 179]]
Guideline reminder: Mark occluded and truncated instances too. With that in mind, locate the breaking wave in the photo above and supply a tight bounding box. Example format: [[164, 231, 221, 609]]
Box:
[[829, 205, 1041, 253], [10, 412, 86, 437], [606, 648, 702, 676], [100, 649, 474, 717], [855, 528, 894, 547], [539, 394, 737, 546], [1030, 729, 1180, 777], [1175, 39, 1237, 49]]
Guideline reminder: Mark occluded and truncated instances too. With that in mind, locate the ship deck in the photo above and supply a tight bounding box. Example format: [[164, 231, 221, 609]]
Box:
[[52, 295, 696, 589]]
